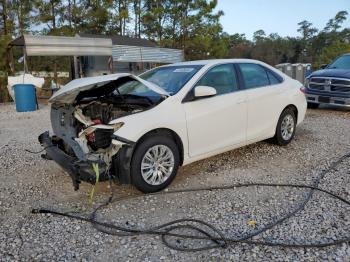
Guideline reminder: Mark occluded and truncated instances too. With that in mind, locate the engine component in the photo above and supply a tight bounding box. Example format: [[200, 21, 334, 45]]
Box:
[[83, 102, 111, 124], [87, 128, 115, 150], [82, 102, 132, 124]]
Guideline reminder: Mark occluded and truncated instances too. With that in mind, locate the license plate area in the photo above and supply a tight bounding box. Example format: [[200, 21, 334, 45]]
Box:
[[318, 96, 330, 103]]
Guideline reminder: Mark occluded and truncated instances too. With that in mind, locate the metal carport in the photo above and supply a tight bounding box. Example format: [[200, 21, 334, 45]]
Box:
[[9, 34, 184, 78], [9, 34, 112, 57], [8, 34, 112, 79]]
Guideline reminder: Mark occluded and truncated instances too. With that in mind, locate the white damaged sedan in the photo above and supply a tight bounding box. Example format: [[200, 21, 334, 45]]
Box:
[[39, 59, 307, 193]]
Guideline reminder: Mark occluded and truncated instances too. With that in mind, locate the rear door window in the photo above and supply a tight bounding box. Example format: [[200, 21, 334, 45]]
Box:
[[238, 63, 270, 89], [266, 70, 283, 85]]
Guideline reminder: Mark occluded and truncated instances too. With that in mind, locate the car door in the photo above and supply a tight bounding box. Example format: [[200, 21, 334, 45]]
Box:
[[237, 63, 285, 141], [183, 64, 247, 157]]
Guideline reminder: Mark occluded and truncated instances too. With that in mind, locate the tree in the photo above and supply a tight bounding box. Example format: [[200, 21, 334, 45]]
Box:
[[33, 0, 66, 84], [297, 20, 318, 40], [0, 0, 15, 101], [62, 0, 85, 35], [296, 20, 318, 63], [34, 0, 65, 33], [108, 0, 133, 36], [314, 41, 350, 68], [324, 11, 348, 32], [142, 0, 170, 42], [12, 0, 33, 35], [132, 0, 142, 37], [0, 0, 16, 74], [253, 30, 266, 42], [0, 0, 15, 36], [226, 33, 252, 59], [79, 0, 112, 34]]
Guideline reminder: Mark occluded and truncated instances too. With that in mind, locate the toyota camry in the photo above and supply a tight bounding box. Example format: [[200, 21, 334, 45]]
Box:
[[39, 59, 307, 193]]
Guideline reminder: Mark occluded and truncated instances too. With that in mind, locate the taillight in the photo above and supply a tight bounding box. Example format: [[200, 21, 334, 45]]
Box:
[[300, 86, 306, 93]]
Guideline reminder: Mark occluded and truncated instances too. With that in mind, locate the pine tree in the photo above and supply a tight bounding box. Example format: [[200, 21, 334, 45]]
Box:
[[33, 0, 65, 33]]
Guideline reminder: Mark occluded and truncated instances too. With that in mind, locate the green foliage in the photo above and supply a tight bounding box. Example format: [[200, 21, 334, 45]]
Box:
[[33, 0, 65, 31], [314, 41, 350, 69], [0, 2, 349, 74], [0, 35, 10, 71], [253, 30, 266, 42], [1, 1, 349, 101], [79, 0, 113, 34], [297, 20, 318, 40], [324, 11, 348, 32]]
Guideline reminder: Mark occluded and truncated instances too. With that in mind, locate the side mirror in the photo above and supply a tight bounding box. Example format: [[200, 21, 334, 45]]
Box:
[[194, 86, 217, 98], [320, 64, 328, 69]]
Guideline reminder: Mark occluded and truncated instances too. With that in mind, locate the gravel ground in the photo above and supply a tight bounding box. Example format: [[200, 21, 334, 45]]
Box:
[[0, 103, 349, 261]]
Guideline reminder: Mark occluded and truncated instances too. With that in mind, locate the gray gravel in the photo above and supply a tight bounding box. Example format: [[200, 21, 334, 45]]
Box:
[[0, 103, 349, 261]]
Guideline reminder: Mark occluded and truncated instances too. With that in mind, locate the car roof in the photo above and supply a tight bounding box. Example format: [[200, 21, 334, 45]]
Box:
[[163, 59, 265, 67]]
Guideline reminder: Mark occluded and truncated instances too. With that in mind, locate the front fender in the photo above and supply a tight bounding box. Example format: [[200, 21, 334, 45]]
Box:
[[110, 97, 189, 158]]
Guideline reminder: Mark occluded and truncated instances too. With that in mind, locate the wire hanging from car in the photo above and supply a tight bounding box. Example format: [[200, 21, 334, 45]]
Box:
[[32, 151, 350, 252], [25, 145, 56, 154]]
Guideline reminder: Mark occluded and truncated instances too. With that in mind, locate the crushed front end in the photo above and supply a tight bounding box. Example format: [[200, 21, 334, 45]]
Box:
[[39, 102, 131, 190], [38, 74, 167, 190]]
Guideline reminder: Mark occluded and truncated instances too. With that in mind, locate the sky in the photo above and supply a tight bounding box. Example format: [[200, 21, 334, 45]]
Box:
[[216, 0, 350, 39]]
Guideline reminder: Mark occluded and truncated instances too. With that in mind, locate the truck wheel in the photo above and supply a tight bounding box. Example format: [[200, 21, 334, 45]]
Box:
[[307, 102, 319, 109], [130, 135, 180, 193], [272, 108, 296, 146]]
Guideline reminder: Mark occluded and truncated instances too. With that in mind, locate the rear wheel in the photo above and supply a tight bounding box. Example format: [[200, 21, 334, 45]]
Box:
[[131, 135, 180, 193], [307, 102, 319, 109], [272, 108, 296, 146]]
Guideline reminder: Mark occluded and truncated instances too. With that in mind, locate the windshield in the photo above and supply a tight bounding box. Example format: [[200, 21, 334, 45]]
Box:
[[114, 65, 202, 102], [139, 65, 203, 95], [328, 55, 350, 70]]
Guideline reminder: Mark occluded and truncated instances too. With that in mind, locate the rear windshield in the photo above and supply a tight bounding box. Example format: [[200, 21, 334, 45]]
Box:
[[139, 65, 203, 95]]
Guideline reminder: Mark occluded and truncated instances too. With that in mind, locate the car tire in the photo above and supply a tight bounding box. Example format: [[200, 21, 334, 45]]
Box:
[[307, 102, 319, 109], [130, 134, 180, 193], [272, 108, 296, 146]]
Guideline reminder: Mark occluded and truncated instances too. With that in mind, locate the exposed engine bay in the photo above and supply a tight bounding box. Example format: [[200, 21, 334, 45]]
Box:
[[81, 101, 140, 125], [39, 74, 168, 189], [51, 94, 159, 183], [46, 99, 151, 189], [51, 97, 150, 164], [75, 101, 144, 150]]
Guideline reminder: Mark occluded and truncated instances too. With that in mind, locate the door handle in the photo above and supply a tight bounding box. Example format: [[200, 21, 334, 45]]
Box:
[[237, 99, 245, 104]]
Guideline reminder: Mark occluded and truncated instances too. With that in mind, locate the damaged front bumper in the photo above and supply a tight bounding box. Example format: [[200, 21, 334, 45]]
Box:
[[38, 131, 109, 190]]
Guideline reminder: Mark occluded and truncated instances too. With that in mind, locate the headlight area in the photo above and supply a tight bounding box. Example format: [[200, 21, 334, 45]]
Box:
[[39, 103, 130, 190]]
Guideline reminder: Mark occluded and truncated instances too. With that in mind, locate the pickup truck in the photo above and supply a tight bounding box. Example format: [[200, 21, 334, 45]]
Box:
[[304, 54, 350, 108]]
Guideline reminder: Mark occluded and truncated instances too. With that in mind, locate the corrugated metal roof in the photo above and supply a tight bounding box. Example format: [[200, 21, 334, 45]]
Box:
[[112, 45, 184, 63], [79, 33, 157, 47], [10, 34, 112, 56], [9, 34, 184, 63]]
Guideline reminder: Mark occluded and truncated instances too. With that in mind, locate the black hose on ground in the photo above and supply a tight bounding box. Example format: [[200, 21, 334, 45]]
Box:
[[32, 151, 350, 252]]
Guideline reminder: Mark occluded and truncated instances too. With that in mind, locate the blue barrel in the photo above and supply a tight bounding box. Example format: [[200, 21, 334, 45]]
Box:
[[14, 84, 37, 112]]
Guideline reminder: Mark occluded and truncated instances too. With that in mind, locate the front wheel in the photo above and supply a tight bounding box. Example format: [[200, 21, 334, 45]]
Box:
[[130, 135, 180, 193], [272, 108, 296, 146]]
